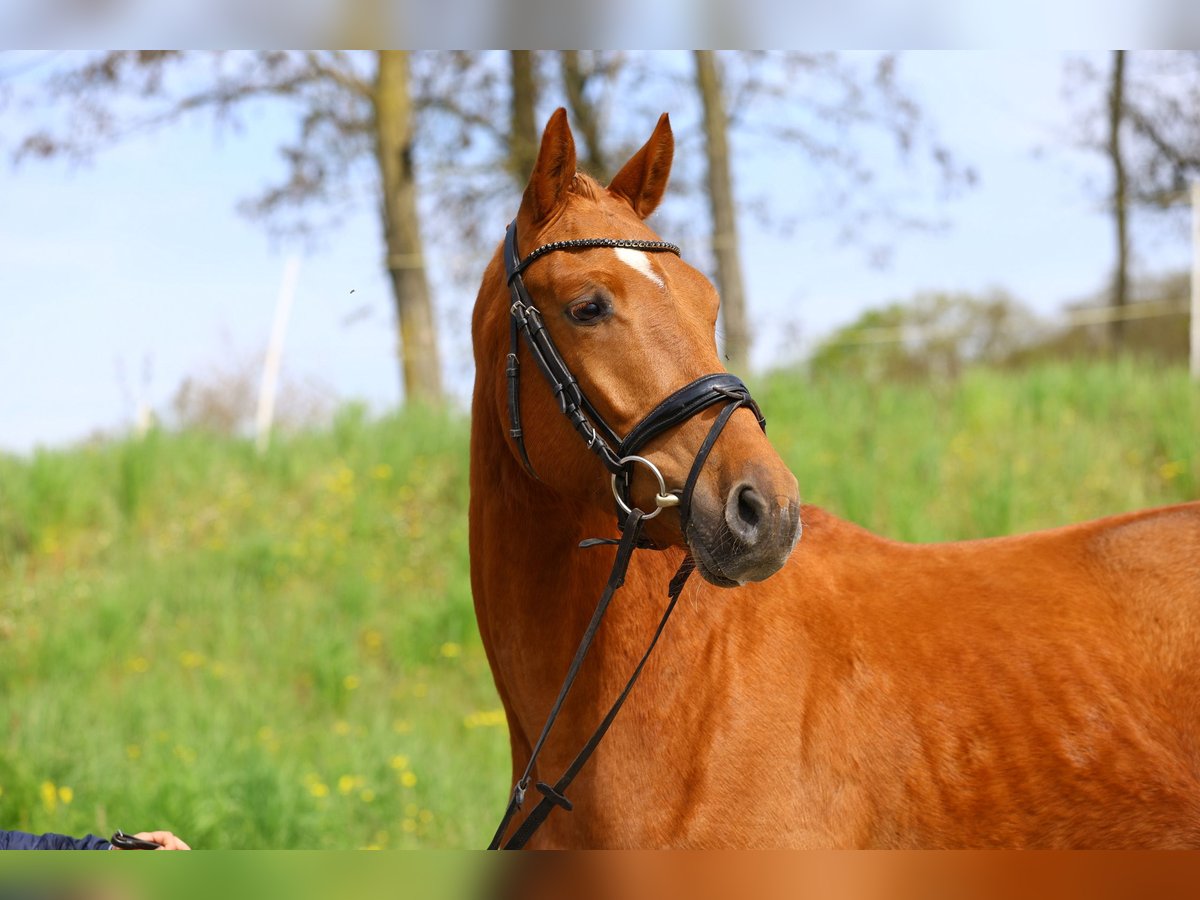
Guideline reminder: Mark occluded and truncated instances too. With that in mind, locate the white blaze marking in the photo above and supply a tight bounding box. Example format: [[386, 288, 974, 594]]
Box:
[[613, 247, 663, 288]]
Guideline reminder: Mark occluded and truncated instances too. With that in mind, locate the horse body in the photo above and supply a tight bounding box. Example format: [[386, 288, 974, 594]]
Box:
[[470, 109, 1200, 848]]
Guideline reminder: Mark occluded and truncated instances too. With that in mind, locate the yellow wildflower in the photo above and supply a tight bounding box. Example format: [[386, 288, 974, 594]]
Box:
[[40, 781, 57, 813], [464, 709, 507, 729], [1159, 460, 1185, 481]]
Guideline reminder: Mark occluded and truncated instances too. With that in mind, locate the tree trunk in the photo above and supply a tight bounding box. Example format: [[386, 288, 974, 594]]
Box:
[[694, 50, 750, 373], [373, 50, 442, 404], [561, 51, 609, 182], [1108, 49, 1129, 353], [509, 51, 539, 185]]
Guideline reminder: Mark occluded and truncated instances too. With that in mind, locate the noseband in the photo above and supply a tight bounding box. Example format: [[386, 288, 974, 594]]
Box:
[[503, 219, 765, 535], [488, 217, 766, 850]]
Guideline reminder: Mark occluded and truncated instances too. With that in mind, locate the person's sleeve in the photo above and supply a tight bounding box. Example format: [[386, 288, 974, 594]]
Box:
[[0, 829, 112, 850]]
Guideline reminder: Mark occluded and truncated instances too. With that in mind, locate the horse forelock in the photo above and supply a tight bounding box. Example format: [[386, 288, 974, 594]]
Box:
[[568, 171, 605, 202]]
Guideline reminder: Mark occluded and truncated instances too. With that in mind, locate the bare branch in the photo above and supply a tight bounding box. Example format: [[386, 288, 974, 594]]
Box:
[[303, 51, 372, 99]]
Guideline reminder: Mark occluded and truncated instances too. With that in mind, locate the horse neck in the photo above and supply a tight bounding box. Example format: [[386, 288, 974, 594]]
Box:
[[468, 390, 687, 743]]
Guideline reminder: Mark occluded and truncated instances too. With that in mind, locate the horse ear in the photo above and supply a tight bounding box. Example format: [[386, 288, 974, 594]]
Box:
[[520, 108, 577, 225], [607, 113, 674, 219]]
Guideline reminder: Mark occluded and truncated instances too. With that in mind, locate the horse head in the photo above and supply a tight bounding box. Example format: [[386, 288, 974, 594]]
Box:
[[474, 109, 801, 586]]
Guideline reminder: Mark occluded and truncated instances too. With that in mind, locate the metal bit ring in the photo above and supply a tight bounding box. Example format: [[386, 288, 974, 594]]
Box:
[[611, 455, 680, 521]]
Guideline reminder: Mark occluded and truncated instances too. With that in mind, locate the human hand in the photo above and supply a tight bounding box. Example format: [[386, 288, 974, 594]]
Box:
[[127, 831, 191, 850]]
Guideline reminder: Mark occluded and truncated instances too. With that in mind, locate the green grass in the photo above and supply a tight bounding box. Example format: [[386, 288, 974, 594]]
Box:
[[0, 361, 1196, 848]]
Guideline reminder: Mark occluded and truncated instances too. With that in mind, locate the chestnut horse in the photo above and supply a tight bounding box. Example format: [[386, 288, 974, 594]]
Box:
[[469, 109, 1200, 848]]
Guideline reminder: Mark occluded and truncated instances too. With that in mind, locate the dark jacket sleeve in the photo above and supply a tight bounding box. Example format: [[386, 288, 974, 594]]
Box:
[[0, 829, 111, 850]]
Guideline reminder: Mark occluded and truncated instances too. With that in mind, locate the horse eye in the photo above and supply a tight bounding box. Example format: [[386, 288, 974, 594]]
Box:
[[568, 297, 609, 324]]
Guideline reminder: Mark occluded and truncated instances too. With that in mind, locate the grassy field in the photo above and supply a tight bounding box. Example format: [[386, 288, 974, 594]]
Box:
[[0, 360, 1196, 849]]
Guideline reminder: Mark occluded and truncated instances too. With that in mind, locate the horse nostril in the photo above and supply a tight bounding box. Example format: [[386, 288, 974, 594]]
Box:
[[726, 482, 766, 544], [738, 489, 761, 529]]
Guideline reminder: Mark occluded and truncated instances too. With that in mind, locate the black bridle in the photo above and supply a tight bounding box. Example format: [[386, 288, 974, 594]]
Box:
[[487, 218, 765, 850], [503, 219, 764, 535]]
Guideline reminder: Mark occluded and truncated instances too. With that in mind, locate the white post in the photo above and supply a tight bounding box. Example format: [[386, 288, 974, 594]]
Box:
[[1191, 182, 1200, 381], [255, 256, 302, 454]]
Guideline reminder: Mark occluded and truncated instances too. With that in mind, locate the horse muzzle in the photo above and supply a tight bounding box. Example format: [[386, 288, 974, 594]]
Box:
[[685, 468, 802, 587]]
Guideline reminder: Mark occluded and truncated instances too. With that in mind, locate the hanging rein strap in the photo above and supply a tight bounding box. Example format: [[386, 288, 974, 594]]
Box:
[[499, 552, 695, 850], [487, 391, 757, 850], [487, 508, 653, 850]]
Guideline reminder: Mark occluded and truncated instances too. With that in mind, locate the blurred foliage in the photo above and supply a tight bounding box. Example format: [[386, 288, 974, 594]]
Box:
[[810, 289, 1039, 381], [812, 276, 1191, 381], [1061, 51, 1200, 350], [760, 359, 1197, 541], [1015, 271, 1192, 364], [0, 361, 1196, 847], [0, 405, 502, 849], [168, 353, 334, 437], [8, 50, 976, 303], [1067, 51, 1200, 212]]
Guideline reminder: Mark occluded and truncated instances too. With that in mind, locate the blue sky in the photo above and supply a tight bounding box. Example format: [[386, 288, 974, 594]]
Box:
[[0, 51, 1193, 453]]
